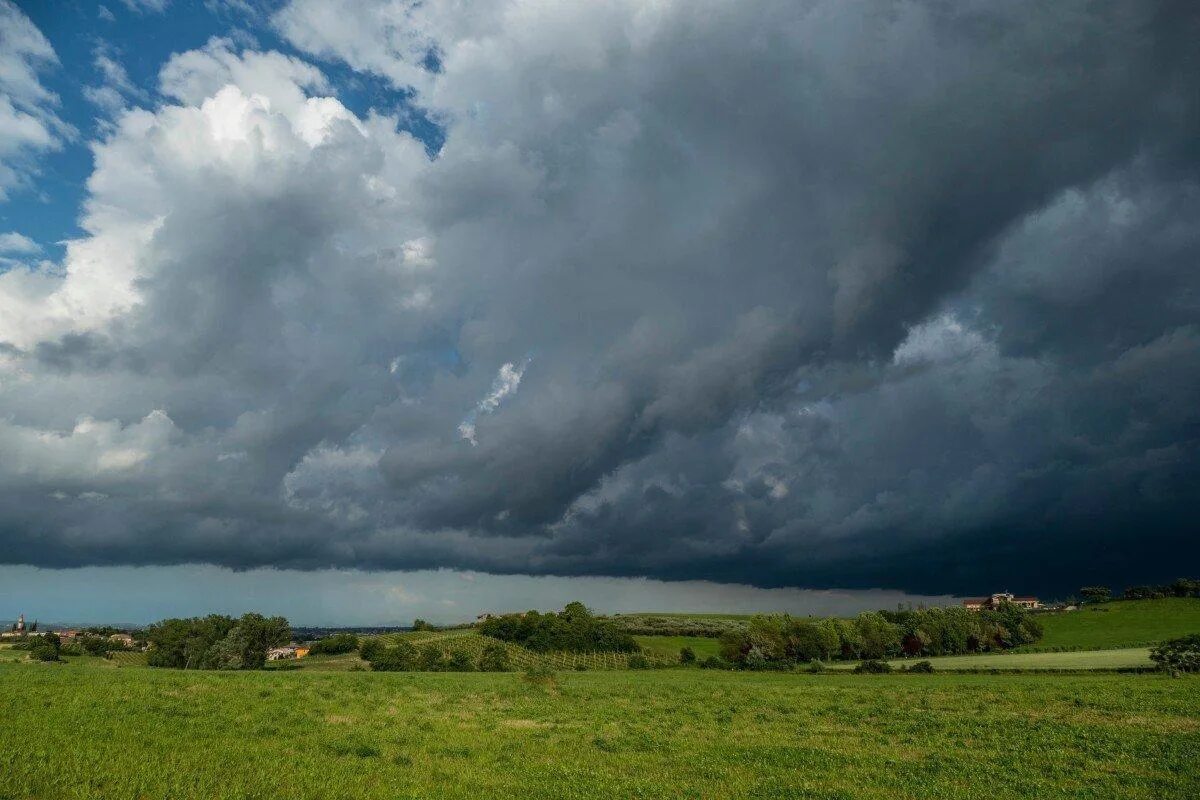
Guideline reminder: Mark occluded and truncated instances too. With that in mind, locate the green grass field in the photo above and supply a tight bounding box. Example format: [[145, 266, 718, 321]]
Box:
[[1, 661, 1196, 799], [632, 635, 722, 660], [825, 648, 1154, 671], [1027, 598, 1200, 651]]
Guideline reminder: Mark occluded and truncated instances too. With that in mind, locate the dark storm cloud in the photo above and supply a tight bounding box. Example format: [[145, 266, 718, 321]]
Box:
[[0, 1, 1198, 596]]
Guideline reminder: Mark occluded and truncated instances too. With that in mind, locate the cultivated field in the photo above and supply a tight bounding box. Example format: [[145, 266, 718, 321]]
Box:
[[1, 662, 1197, 799]]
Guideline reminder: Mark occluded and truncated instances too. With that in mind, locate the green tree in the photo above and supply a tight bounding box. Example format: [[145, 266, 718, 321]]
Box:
[[679, 646, 696, 665], [717, 629, 751, 665], [228, 613, 291, 670], [1150, 634, 1200, 674], [786, 619, 839, 662], [146, 615, 237, 669], [30, 632, 61, 662], [207, 632, 246, 670], [854, 612, 903, 659], [1080, 586, 1111, 604]]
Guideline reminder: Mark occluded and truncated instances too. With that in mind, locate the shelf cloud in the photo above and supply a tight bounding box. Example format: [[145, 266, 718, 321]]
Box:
[[0, 0, 1198, 596]]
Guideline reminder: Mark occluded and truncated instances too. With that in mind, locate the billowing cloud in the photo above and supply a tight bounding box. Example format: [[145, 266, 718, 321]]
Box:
[[0, 0, 71, 201], [0, 232, 39, 254], [0, 1, 1198, 596]]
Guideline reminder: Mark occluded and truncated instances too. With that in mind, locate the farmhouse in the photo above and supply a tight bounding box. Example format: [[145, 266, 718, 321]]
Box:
[[266, 645, 309, 661], [963, 592, 1040, 611]]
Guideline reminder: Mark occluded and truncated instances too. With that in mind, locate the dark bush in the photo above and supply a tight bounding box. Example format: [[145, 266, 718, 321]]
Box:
[[478, 642, 511, 672], [308, 633, 359, 655], [366, 640, 417, 672], [447, 649, 476, 672], [417, 644, 447, 671], [627, 653, 649, 670], [1150, 634, 1200, 674], [853, 659, 893, 674], [679, 646, 696, 664], [358, 638, 383, 662], [699, 655, 730, 670], [906, 660, 934, 673]]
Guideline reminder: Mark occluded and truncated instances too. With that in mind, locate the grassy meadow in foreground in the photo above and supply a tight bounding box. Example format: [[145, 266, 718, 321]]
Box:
[[2, 661, 1198, 800]]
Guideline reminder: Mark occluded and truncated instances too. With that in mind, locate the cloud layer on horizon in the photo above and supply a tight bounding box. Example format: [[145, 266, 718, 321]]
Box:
[[0, 0, 1198, 596]]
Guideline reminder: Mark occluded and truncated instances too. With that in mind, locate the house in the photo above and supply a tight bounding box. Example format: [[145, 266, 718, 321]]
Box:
[[267, 645, 309, 661], [963, 592, 1040, 611], [56, 629, 79, 640], [108, 633, 135, 647]]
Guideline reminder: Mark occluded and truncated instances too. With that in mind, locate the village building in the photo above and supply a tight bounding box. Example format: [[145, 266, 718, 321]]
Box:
[[266, 645, 309, 661], [962, 592, 1040, 611], [2, 614, 30, 639]]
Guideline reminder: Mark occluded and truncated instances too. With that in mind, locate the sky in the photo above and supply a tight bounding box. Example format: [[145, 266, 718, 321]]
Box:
[[1, 0, 1198, 625]]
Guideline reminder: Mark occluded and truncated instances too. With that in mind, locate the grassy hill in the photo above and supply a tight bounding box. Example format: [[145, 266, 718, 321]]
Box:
[[632, 635, 722, 661], [1, 662, 1196, 799], [1024, 598, 1200, 651]]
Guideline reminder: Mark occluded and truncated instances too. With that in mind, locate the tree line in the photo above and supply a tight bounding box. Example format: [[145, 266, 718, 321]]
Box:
[[478, 602, 638, 653], [1118, 578, 1200, 601], [716, 603, 1042, 669]]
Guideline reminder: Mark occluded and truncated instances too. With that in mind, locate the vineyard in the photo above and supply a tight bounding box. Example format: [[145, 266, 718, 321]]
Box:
[[369, 629, 676, 670]]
